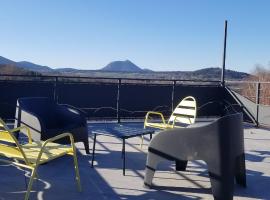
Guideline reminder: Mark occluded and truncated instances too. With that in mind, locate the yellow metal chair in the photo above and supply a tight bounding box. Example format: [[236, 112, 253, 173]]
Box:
[[0, 118, 81, 200], [142, 96, 197, 147]]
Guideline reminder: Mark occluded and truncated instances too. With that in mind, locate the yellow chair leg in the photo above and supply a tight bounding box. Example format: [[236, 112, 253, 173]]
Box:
[[140, 135, 144, 149], [140, 123, 147, 149], [72, 152, 81, 192], [25, 167, 37, 200]]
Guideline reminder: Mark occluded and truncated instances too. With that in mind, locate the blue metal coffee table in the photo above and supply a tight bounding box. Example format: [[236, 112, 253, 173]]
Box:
[[89, 123, 155, 175]]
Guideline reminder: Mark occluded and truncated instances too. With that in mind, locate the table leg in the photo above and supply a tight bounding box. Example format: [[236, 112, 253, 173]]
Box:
[[175, 160, 188, 171], [123, 138, 126, 176], [121, 140, 125, 159], [140, 135, 144, 149], [91, 133, 97, 167]]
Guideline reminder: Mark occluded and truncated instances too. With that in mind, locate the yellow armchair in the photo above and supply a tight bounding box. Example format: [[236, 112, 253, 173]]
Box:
[[142, 96, 197, 147], [0, 118, 81, 200]]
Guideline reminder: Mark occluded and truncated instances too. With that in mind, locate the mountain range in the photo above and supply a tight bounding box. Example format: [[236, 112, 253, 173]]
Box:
[[0, 56, 250, 80], [0, 56, 51, 72]]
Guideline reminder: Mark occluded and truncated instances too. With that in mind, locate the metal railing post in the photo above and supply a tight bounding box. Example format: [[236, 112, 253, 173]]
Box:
[[117, 78, 121, 123], [53, 76, 58, 103], [255, 82, 261, 127], [171, 80, 176, 112], [221, 20, 228, 87]]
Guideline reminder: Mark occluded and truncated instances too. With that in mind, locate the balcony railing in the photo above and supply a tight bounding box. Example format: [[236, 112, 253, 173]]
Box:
[[0, 74, 269, 127], [227, 80, 270, 126]]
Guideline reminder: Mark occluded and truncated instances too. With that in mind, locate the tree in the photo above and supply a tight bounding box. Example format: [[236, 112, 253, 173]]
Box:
[[241, 65, 270, 105]]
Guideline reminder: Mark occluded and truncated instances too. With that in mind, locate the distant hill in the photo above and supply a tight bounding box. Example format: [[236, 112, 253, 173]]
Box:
[[101, 60, 144, 72], [55, 68, 81, 73], [0, 64, 41, 75], [0, 56, 52, 73], [190, 67, 249, 80], [17, 61, 52, 72], [0, 56, 16, 65], [0, 55, 250, 81]]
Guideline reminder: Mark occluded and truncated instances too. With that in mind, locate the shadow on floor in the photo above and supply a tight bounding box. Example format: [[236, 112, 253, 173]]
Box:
[[118, 189, 205, 200], [245, 151, 270, 162], [1, 150, 270, 200], [0, 152, 120, 200], [1, 121, 270, 200]]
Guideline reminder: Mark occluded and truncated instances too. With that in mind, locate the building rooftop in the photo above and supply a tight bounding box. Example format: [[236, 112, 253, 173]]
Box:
[[0, 122, 269, 200]]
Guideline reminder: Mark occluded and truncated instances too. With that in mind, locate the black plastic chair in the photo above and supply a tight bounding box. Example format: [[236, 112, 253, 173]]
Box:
[[15, 97, 90, 154], [144, 112, 246, 200]]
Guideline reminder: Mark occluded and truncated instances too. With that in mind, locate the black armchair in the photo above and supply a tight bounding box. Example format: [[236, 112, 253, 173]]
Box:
[[144, 113, 246, 200], [15, 97, 90, 154]]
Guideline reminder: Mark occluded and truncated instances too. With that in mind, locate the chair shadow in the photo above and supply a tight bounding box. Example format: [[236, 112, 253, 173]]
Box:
[[0, 152, 121, 200], [118, 189, 204, 200], [152, 185, 212, 195], [0, 163, 30, 199], [92, 148, 176, 172], [234, 169, 270, 199], [245, 151, 270, 162], [144, 168, 270, 200]]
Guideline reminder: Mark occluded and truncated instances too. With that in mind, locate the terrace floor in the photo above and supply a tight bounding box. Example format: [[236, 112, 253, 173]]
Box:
[[0, 122, 270, 200]]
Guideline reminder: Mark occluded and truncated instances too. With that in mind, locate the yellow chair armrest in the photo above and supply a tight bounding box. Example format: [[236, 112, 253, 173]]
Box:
[[35, 133, 76, 165], [9, 126, 32, 144], [144, 111, 166, 127], [41, 132, 75, 150]]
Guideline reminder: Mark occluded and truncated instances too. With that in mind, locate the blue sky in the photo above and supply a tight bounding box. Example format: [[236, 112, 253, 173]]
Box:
[[0, 0, 269, 72]]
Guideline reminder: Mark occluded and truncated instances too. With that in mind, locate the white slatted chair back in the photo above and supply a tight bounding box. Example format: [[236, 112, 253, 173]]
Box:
[[168, 96, 197, 126]]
